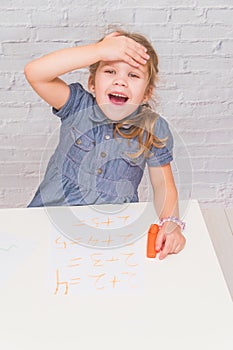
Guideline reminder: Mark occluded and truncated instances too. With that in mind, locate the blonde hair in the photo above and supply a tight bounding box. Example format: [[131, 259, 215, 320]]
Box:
[[89, 30, 167, 158]]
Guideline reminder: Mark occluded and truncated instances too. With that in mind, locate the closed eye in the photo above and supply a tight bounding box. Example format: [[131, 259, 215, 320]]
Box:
[[104, 69, 115, 74], [129, 73, 140, 78]]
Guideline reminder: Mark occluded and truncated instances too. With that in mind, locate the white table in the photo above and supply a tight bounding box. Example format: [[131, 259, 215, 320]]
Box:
[[0, 200, 232, 350]]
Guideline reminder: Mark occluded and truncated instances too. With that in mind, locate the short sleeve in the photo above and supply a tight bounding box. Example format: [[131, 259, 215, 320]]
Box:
[[147, 115, 173, 167], [52, 82, 94, 121]]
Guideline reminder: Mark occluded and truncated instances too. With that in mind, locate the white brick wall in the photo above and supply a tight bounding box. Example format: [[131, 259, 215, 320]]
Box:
[[0, 0, 232, 208]]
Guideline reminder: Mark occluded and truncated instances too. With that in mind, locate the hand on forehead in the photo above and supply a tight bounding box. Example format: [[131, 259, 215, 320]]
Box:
[[99, 60, 148, 76]]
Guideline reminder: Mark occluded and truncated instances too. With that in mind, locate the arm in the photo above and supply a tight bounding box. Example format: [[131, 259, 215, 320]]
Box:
[[148, 163, 186, 260], [24, 32, 150, 110]]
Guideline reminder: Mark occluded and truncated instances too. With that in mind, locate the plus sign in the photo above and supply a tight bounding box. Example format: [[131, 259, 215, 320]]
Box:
[[110, 275, 121, 288]]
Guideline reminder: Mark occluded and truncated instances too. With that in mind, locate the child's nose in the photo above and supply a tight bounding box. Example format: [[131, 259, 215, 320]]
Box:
[[113, 76, 128, 87]]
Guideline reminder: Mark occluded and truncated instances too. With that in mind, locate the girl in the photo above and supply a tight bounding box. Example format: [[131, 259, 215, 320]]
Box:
[[24, 30, 186, 259]]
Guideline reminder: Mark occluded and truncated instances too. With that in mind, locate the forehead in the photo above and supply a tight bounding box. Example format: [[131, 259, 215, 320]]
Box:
[[97, 60, 148, 76]]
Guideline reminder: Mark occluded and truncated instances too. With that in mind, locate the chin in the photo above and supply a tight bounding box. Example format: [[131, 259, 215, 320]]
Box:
[[101, 104, 138, 121]]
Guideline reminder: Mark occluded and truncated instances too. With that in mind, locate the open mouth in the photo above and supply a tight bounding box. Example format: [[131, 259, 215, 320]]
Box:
[[108, 93, 129, 105]]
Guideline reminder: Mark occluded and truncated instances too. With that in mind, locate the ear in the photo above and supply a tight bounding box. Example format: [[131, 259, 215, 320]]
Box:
[[88, 75, 95, 93], [143, 85, 154, 102]]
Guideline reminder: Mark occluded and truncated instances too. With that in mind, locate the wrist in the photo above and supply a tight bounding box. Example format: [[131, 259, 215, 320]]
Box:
[[95, 41, 106, 61], [158, 216, 186, 232]]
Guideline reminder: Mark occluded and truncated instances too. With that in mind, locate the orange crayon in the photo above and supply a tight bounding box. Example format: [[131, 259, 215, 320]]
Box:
[[146, 224, 159, 258]]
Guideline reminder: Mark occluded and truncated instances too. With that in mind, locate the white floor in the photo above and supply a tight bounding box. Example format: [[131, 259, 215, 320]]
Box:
[[201, 206, 233, 300]]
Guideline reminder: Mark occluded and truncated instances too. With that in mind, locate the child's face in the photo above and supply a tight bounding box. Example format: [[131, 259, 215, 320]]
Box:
[[88, 60, 152, 121]]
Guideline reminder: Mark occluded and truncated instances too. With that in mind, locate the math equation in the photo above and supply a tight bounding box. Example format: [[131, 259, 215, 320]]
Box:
[[49, 230, 146, 296]]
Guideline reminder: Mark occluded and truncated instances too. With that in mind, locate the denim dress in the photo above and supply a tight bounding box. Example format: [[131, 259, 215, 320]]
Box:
[[28, 83, 173, 207]]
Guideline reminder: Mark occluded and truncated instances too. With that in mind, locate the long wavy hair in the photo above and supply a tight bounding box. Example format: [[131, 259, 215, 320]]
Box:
[[89, 30, 167, 158]]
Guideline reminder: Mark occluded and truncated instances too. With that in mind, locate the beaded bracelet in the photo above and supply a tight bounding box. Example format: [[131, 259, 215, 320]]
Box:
[[158, 216, 186, 231]]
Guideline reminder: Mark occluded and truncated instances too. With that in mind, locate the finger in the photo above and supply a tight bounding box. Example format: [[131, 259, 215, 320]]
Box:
[[121, 54, 141, 68], [156, 230, 165, 251], [127, 43, 150, 61], [171, 240, 179, 252], [105, 31, 121, 38], [159, 241, 172, 260], [125, 49, 149, 65], [173, 245, 181, 254], [127, 37, 148, 54]]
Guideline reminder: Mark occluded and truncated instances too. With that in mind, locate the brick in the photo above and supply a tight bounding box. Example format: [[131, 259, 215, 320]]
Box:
[[0, 73, 14, 89], [27, 106, 52, 119], [198, 71, 233, 88], [67, 8, 105, 26], [191, 102, 228, 115], [2, 42, 69, 57], [55, 0, 99, 7], [158, 56, 183, 73], [9, 135, 52, 149], [207, 9, 233, 24], [120, 0, 196, 7], [193, 171, 230, 183], [188, 144, 233, 157], [188, 157, 207, 170], [0, 10, 30, 25], [180, 131, 207, 144], [19, 120, 52, 135], [187, 57, 232, 72], [10, 73, 29, 91], [0, 175, 39, 189], [166, 72, 203, 88], [31, 9, 65, 26], [220, 40, 233, 55], [151, 41, 173, 56], [0, 27, 31, 42], [103, 8, 134, 24], [36, 27, 80, 42], [182, 87, 232, 102], [0, 162, 25, 175], [157, 74, 177, 89], [181, 25, 233, 40], [173, 156, 206, 171], [155, 41, 215, 61], [159, 103, 194, 118], [23, 159, 44, 172], [197, 0, 233, 6], [0, 0, 50, 8], [0, 57, 29, 72], [175, 115, 233, 131], [206, 157, 233, 171], [0, 90, 40, 105], [171, 9, 205, 24], [205, 130, 233, 143], [228, 102, 233, 112], [135, 9, 168, 24], [143, 25, 173, 40], [157, 88, 184, 102], [0, 189, 36, 208], [0, 106, 30, 120], [0, 148, 15, 161], [192, 184, 217, 200], [8, 148, 49, 162], [0, 119, 51, 136]]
